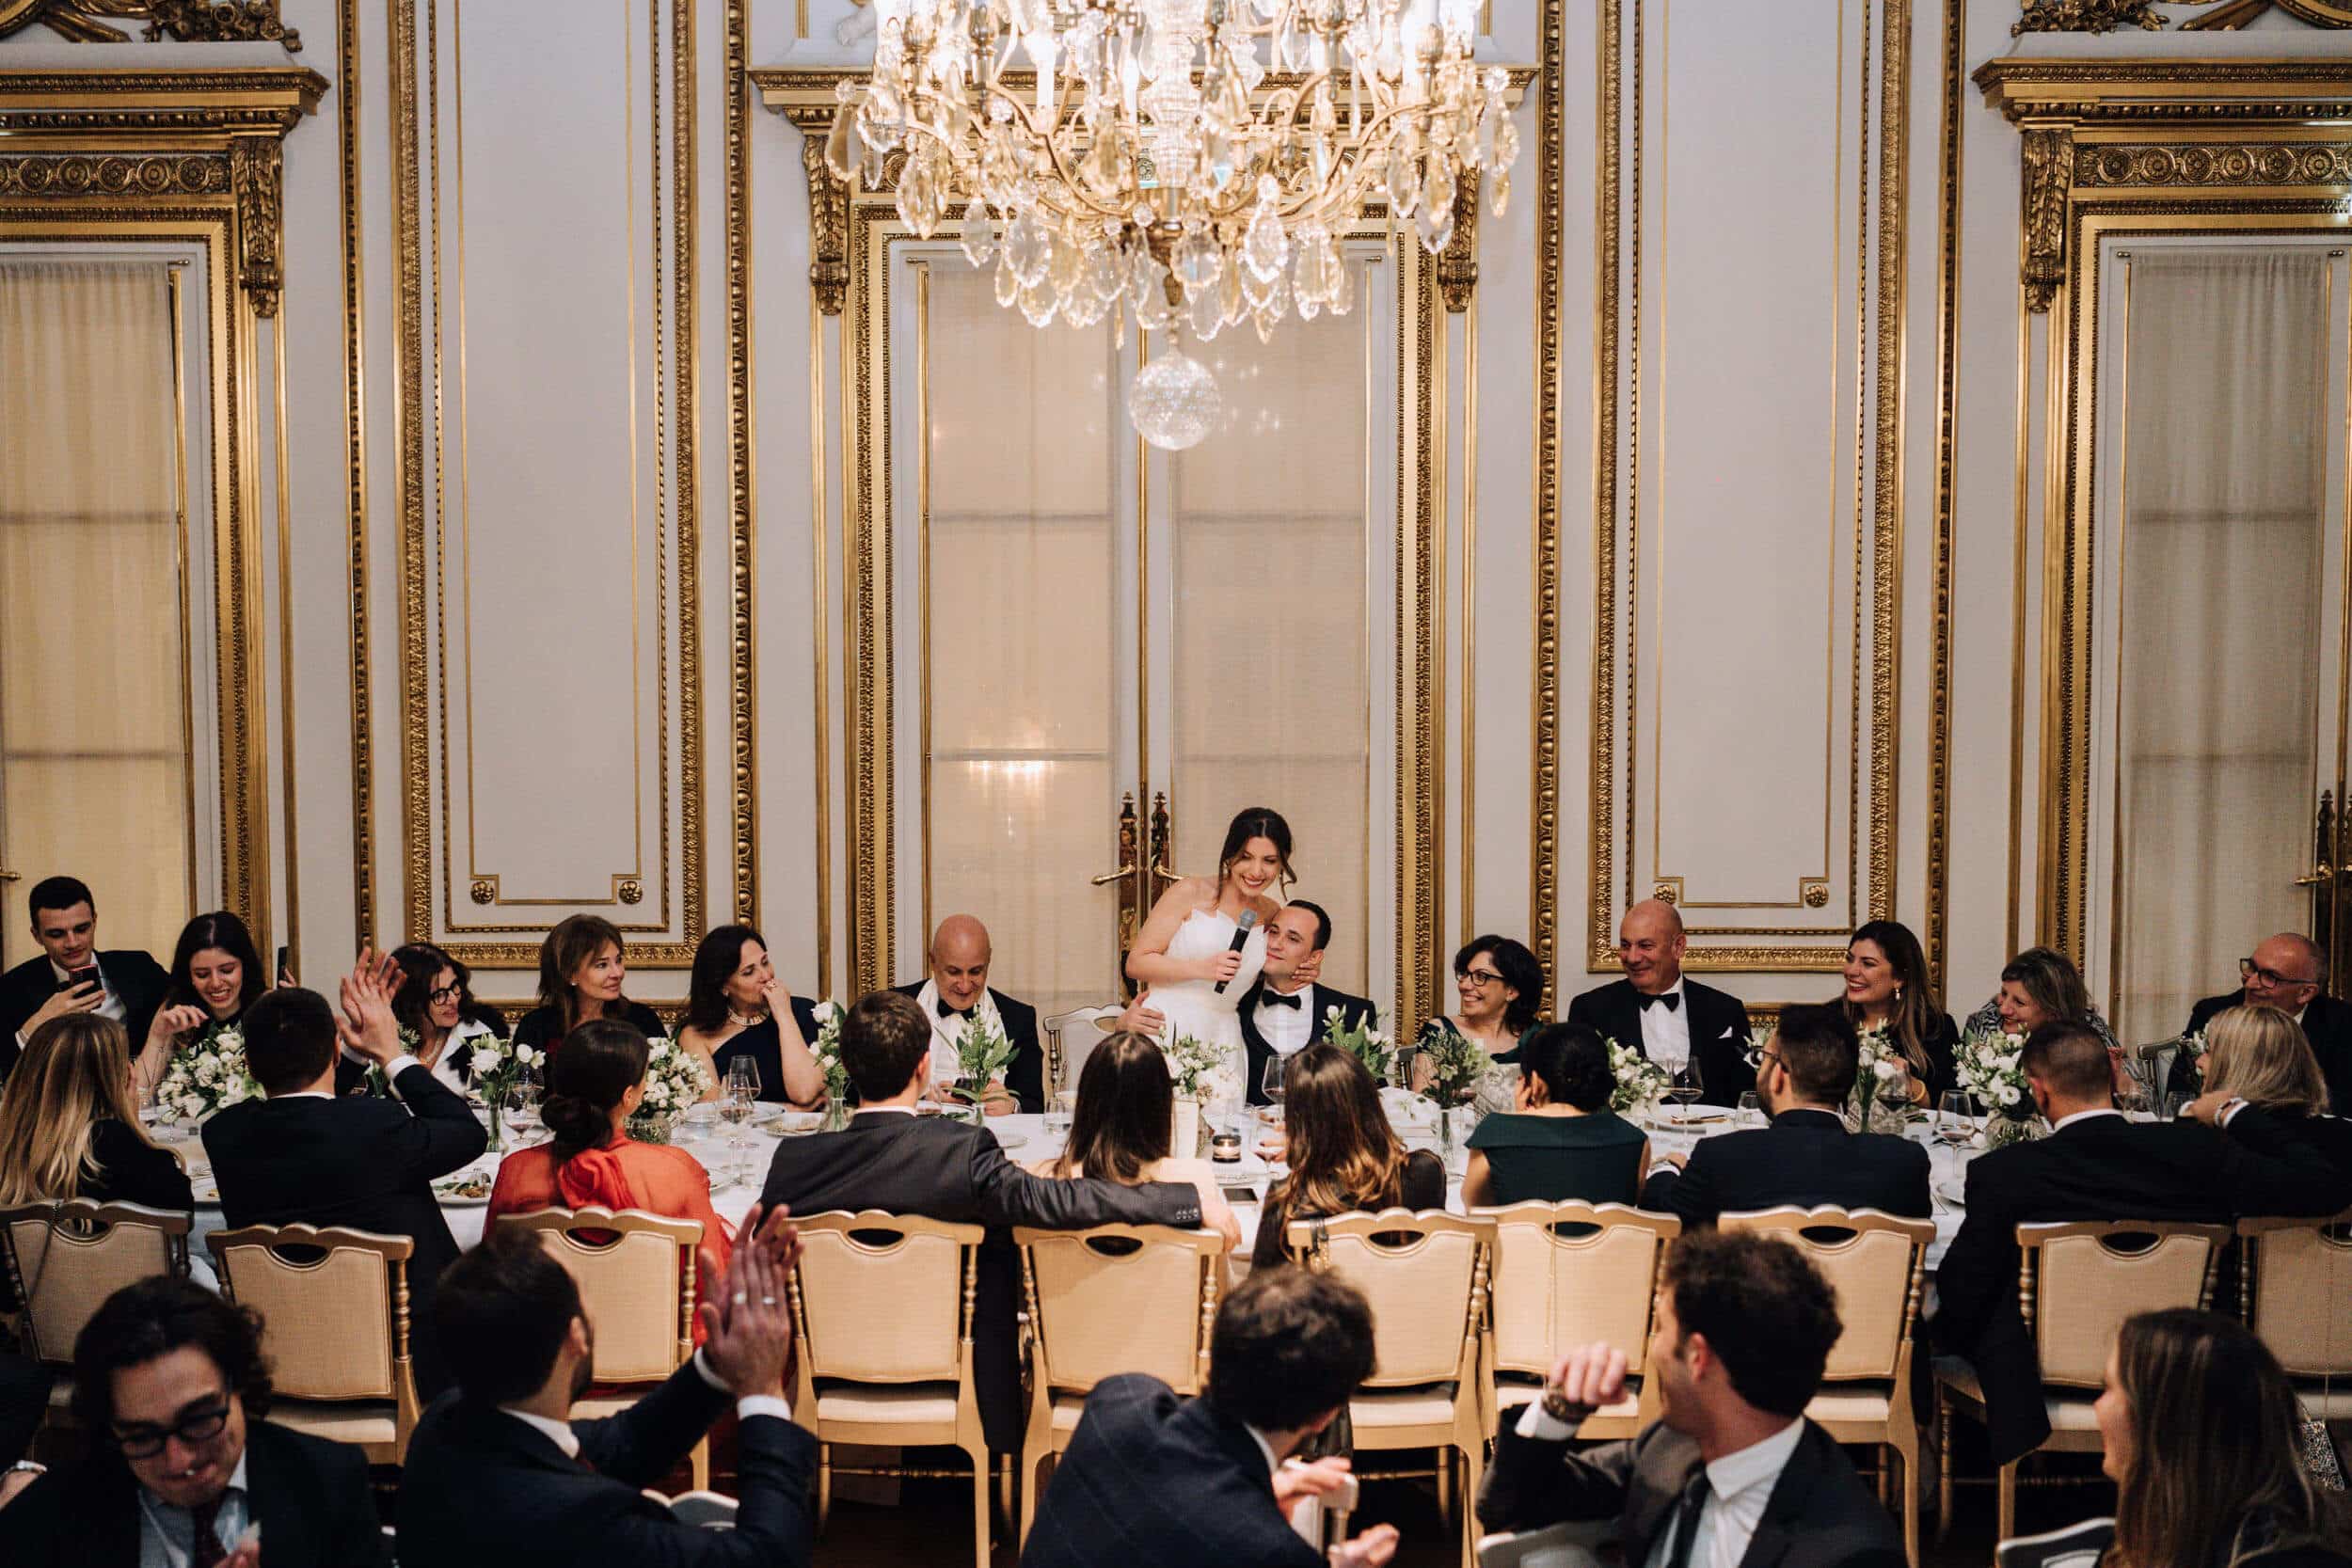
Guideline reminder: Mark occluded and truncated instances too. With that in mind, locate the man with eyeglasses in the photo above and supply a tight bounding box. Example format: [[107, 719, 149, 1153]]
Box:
[[1567, 899, 1756, 1106], [2169, 933, 2350, 1114], [0, 1275, 389, 1565]]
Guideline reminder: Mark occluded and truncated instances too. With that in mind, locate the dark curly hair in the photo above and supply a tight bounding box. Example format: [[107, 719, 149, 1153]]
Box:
[[1455, 934, 1544, 1036], [1515, 1021, 1614, 1112], [72, 1275, 273, 1434], [1662, 1230, 1841, 1418]]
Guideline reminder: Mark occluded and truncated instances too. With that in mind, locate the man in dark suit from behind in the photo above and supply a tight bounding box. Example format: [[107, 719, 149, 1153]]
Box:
[[1022, 1264, 1400, 1568], [1567, 898, 1756, 1106], [200, 958, 487, 1397], [892, 913, 1046, 1113], [0, 1275, 389, 1567], [1238, 899, 1379, 1106], [1478, 1229, 1906, 1568], [1640, 1001, 1931, 1227], [0, 875, 168, 1082], [761, 990, 1203, 1456], [396, 1212, 816, 1567], [1935, 1022, 2352, 1466], [2169, 932, 2352, 1114]]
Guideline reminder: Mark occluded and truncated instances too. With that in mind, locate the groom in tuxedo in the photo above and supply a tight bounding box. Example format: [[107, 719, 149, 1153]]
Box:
[[1240, 900, 1378, 1105], [1567, 898, 1756, 1107]]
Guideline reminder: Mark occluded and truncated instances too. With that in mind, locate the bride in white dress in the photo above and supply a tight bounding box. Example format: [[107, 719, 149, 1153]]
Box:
[[1123, 807, 1293, 1111]]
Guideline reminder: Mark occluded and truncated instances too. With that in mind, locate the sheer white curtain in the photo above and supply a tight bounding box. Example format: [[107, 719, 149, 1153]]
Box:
[[2113, 248, 2329, 1040], [0, 261, 191, 960], [923, 264, 1121, 1021]]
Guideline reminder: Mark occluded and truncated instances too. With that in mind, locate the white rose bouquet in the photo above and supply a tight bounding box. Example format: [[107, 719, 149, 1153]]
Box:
[[1327, 1010, 1396, 1086], [808, 1000, 850, 1102], [628, 1036, 710, 1144], [1956, 1026, 2036, 1142], [153, 1020, 260, 1125], [462, 1031, 546, 1103], [1605, 1037, 1669, 1117], [1851, 1025, 1915, 1133], [1163, 1033, 1224, 1101]]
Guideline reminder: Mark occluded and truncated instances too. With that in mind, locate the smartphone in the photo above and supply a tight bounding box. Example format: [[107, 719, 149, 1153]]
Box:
[[275, 944, 292, 985], [61, 967, 100, 994]]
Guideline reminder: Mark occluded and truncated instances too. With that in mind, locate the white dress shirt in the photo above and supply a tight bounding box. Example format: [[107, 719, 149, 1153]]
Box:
[[501, 1351, 791, 1463], [1636, 978, 1692, 1073], [136, 1453, 248, 1568], [1510, 1404, 1804, 1568], [1255, 982, 1315, 1058]]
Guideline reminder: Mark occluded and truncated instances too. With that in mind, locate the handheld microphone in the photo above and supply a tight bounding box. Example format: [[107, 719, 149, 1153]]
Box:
[[1213, 910, 1258, 994]]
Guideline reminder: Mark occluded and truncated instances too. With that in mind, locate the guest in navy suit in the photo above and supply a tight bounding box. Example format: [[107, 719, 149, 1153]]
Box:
[[1022, 1263, 1399, 1568], [0, 876, 168, 1083]]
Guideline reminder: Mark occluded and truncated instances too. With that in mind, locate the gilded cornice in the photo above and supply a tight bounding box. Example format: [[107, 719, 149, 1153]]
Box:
[[0, 0, 300, 50], [2012, 0, 2168, 31], [1974, 57, 2352, 121], [0, 67, 326, 132]]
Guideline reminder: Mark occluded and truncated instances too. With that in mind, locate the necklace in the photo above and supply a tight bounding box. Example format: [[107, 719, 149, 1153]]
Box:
[[727, 1006, 768, 1029]]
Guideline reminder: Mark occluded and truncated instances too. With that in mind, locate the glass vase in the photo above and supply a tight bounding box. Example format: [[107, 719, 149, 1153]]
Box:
[[1986, 1113, 2042, 1148], [823, 1093, 853, 1132], [484, 1100, 505, 1154]]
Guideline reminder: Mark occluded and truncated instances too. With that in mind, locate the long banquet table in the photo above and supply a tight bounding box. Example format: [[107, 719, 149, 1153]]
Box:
[[178, 1101, 1969, 1266]]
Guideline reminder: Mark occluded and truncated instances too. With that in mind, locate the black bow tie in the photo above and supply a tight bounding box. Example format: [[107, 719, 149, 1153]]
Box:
[[1261, 990, 1304, 1010], [936, 999, 972, 1021], [1636, 990, 1680, 1013]]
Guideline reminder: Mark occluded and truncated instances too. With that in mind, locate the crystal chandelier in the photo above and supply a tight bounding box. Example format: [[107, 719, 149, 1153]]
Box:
[[825, 0, 1519, 449]]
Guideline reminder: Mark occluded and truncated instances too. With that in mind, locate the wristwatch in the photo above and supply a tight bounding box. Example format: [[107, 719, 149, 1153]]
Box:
[[1539, 1386, 1596, 1426], [6, 1460, 45, 1478]]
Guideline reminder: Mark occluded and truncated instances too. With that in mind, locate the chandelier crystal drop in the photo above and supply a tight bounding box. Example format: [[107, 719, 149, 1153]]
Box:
[[1127, 341, 1224, 451], [832, 0, 1518, 446]]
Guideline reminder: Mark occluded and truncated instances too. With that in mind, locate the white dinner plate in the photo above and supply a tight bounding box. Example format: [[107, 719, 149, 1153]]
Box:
[[1933, 1176, 1966, 1209], [433, 1180, 495, 1206]]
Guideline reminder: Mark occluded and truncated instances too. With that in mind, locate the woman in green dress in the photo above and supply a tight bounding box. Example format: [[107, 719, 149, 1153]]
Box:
[[1461, 1021, 1650, 1208]]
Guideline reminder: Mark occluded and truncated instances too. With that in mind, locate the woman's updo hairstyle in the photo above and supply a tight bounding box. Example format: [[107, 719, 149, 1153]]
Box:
[[541, 1018, 651, 1163], [1515, 1021, 1615, 1113]]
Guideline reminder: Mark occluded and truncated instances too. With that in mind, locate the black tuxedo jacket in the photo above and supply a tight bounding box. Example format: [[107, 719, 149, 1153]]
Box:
[[0, 948, 167, 1080], [2173, 990, 2352, 1116], [1639, 1107, 1932, 1227], [890, 980, 1045, 1113], [1238, 980, 1377, 1105], [1567, 977, 1756, 1106], [1934, 1107, 2352, 1463], [707, 996, 824, 1103], [0, 1415, 389, 1568], [396, 1363, 815, 1568], [1020, 1374, 1318, 1568], [760, 1109, 1200, 1450], [200, 1063, 487, 1397], [1477, 1415, 1905, 1568]]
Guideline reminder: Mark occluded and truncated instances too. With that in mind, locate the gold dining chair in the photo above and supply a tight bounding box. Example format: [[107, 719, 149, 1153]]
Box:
[[0, 1199, 191, 1437], [2236, 1207, 2352, 1424], [1478, 1200, 1679, 1439]]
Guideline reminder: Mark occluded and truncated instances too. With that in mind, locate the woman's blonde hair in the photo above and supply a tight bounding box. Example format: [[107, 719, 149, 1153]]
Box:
[[0, 1013, 156, 1205], [2202, 1005, 2329, 1116]]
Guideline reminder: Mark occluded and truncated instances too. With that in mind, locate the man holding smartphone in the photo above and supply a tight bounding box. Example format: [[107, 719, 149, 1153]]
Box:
[[0, 876, 167, 1080]]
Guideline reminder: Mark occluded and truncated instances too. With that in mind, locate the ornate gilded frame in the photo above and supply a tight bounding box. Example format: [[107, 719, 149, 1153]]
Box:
[[1977, 58, 2352, 961], [0, 67, 323, 951]]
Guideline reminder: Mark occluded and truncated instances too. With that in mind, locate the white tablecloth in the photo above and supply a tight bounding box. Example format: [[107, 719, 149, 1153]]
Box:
[[180, 1103, 1965, 1266]]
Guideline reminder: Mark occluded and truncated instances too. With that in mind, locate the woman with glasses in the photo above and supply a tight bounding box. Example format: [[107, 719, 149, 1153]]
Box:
[[1415, 934, 1545, 1079], [385, 942, 508, 1095]]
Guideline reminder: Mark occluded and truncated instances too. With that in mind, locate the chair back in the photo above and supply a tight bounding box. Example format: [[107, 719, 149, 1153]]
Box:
[[787, 1212, 982, 1387], [1016, 1225, 1224, 1396], [2238, 1209, 2352, 1378], [1042, 1006, 1121, 1097], [0, 1200, 192, 1362], [206, 1224, 415, 1402], [1285, 1210, 1495, 1387], [1480, 1201, 1678, 1380], [2124, 1040, 2177, 1100], [492, 1207, 705, 1384], [1720, 1207, 1934, 1380], [2019, 1219, 2228, 1387]]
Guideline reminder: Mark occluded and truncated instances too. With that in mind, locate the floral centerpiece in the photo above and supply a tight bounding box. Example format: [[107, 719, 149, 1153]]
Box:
[[153, 1020, 259, 1125], [460, 1031, 547, 1149], [1163, 1033, 1225, 1157], [948, 1013, 1018, 1122], [1419, 1025, 1490, 1156], [1604, 1037, 1668, 1118], [1956, 1026, 2037, 1146], [2170, 1027, 2209, 1094], [1327, 1010, 1396, 1087], [1850, 1025, 1915, 1134], [808, 1000, 851, 1128], [626, 1036, 708, 1146]]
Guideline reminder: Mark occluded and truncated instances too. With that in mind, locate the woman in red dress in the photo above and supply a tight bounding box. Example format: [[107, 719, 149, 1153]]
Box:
[[485, 1017, 734, 1337]]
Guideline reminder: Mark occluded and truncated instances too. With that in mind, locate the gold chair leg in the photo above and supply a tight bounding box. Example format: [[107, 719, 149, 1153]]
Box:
[[1461, 1440, 1486, 1568], [1434, 1449, 1454, 1524], [1900, 1445, 1920, 1568], [1935, 1396, 1954, 1545], [689, 1435, 709, 1494], [1876, 1442, 1892, 1507], [971, 1448, 993, 1568], [995, 1458, 1014, 1538], [1997, 1458, 2018, 1544], [818, 1442, 833, 1533]]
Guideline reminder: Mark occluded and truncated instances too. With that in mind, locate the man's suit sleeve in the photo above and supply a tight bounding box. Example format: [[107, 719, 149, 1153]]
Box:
[[1652, 1139, 1718, 1228], [1000, 997, 1044, 1114], [313, 1432, 396, 1567], [573, 1418, 817, 1568], [1931, 1158, 2016, 1349], [1890, 1141, 1934, 1219], [1476, 1421, 1639, 1533], [573, 1359, 736, 1486], [386, 1062, 490, 1180], [971, 1133, 1201, 1230], [2217, 1104, 2352, 1215]]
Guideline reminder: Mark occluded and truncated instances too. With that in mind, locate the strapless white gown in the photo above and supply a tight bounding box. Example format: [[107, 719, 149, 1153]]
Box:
[[1152, 907, 1267, 1108]]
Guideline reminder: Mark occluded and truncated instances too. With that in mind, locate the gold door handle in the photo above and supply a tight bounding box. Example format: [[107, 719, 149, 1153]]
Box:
[[1150, 860, 1179, 887], [1090, 863, 1137, 887], [0, 870, 18, 883], [2296, 865, 2335, 887]]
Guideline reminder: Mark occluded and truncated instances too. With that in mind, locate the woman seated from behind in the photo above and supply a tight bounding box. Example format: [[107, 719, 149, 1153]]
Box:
[[2090, 1307, 2351, 1567], [0, 1014, 192, 1212], [485, 1018, 732, 1338], [2193, 1006, 2352, 1177], [1253, 1041, 1447, 1270], [1025, 1030, 1239, 1249], [1461, 1022, 1648, 1208]]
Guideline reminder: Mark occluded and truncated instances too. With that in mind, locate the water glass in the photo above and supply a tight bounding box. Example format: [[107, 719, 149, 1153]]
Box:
[[1043, 1092, 1075, 1143], [2163, 1091, 2195, 1122], [1735, 1091, 1764, 1129], [2115, 1087, 2154, 1121]]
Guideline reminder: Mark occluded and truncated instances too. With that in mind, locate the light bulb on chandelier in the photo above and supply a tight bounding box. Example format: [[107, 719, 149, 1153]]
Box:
[[827, 0, 1518, 440]]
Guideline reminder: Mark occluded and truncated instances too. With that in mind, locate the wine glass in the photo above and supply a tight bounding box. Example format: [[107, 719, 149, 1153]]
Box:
[[1735, 1090, 1764, 1130], [2114, 1087, 2153, 1121], [1935, 1090, 1977, 1149], [1665, 1065, 1703, 1123], [722, 1057, 762, 1180], [1262, 1054, 1288, 1111], [504, 1066, 542, 1141]]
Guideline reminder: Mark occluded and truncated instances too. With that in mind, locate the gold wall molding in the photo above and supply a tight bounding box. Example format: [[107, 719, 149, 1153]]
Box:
[[0, 0, 301, 49], [1528, 0, 1569, 1015], [0, 65, 322, 954], [337, 0, 374, 948], [2012, 0, 2169, 31], [1436, 167, 1480, 315], [1924, 0, 1966, 992], [388, 1, 707, 967], [722, 0, 757, 929], [1976, 56, 2352, 960]]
